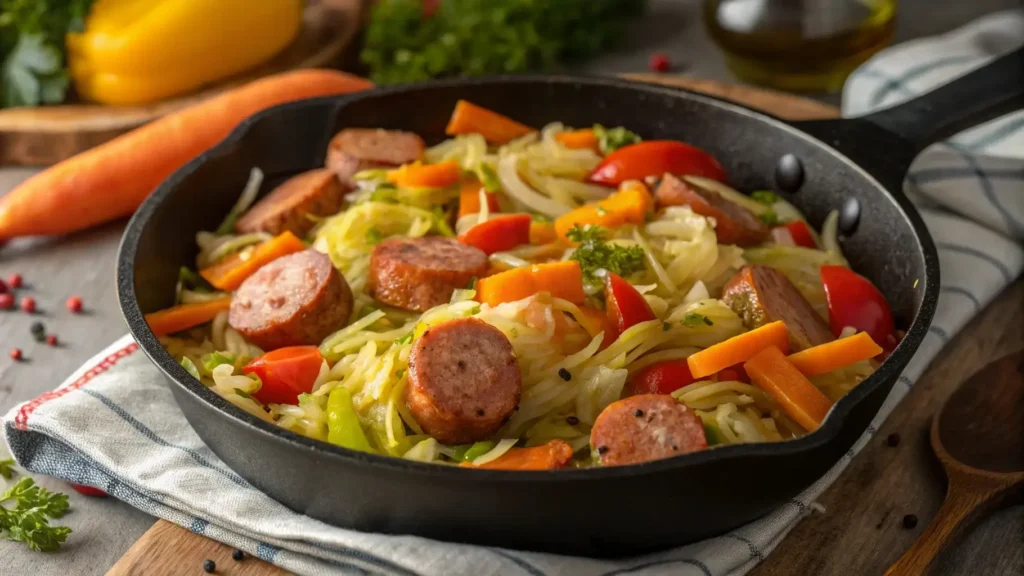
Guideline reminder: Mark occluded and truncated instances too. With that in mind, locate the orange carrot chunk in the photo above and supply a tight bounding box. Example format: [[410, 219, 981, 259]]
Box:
[[687, 320, 790, 379], [460, 440, 574, 470], [475, 261, 585, 307], [445, 100, 534, 144], [554, 181, 652, 241], [744, 346, 833, 431], [0, 69, 373, 240], [458, 179, 500, 219], [200, 231, 306, 291], [787, 332, 883, 377], [529, 220, 558, 245], [145, 297, 232, 337], [387, 160, 462, 188], [555, 129, 599, 152]]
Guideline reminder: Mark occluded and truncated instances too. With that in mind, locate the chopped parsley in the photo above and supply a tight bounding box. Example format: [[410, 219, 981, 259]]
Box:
[[682, 312, 714, 327], [751, 190, 779, 205], [365, 227, 383, 245], [758, 210, 779, 226], [593, 125, 641, 154], [567, 224, 646, 289], [0, 477, 72, 551]]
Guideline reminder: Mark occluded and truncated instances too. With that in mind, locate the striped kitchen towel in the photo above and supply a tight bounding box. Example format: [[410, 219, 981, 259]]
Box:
[[4, 10, 1024, 576]]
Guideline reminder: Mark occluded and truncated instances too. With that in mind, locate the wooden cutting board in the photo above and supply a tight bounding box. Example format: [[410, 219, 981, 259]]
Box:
[[104, 78, 1024, 576], [0, 0, 368, 166]]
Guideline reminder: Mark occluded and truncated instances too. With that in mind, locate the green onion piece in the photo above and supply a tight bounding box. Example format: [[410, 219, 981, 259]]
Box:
[[201, 352, 236, 373], [326, 388, 374, 453], [462, 441, 497, 462], [750, 190, 779, 205], [180, 357, 201, 380]]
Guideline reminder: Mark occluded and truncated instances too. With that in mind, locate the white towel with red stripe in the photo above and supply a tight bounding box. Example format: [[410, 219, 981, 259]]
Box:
[[4, 11, 1024, 576]]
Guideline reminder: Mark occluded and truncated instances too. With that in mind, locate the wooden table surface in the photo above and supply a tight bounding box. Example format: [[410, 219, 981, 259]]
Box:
[[2, 1, 1022, 575]]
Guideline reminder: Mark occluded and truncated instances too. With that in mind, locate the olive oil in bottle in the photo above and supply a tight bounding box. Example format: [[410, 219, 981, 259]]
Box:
[[704, 0, 897, 92]]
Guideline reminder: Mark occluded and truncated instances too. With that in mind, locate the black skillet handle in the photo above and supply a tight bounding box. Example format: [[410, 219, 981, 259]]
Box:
[[858, 47, 1024, 154]]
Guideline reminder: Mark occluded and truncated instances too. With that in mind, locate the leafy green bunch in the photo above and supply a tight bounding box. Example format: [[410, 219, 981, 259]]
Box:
[[361, 0, 647, 84], [0, 458, 73, 552], [0, 0, 95, 107]]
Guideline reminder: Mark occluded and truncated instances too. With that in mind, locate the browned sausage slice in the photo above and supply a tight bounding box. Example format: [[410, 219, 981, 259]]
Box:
[[228, 250, 353, 350], [369, 237, 488, 312], [326, 128, 426, 183], [722, 264, 834, 351], [406, 317, 521, 444], [235, 169, 345, 237], [654, 174, 769, 246], [591, 394, 707, 466]]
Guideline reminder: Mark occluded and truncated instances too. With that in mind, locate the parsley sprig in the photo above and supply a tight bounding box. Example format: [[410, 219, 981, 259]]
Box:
[[593, 125, 641, 154], [0, 475, 72, 552], [567, 224, 645, 289]]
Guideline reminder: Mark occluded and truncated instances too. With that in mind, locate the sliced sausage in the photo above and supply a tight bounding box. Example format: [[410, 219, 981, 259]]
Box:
[[721, 264, 834, 352], [235, 169, 345, 238], [369, 237, 488, 312], [406, 317, 521, 444], [326, 128, 426, 183], [654, 173, 769, 246], [591, 394, 707, 466], [228, 250, 353, 350]]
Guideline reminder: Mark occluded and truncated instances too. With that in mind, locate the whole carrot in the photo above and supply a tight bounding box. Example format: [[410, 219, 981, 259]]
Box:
[[0, 69, 374, 240]]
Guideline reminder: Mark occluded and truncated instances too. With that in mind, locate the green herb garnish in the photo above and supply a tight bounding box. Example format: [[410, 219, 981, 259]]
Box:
[[201, 352, 236, 373], [751, 190, 779, 205], [0, 459, 15, 480], [365, 227, 383, 245], [682, 312, 714, 327], [0, 477, 72, 551], [395, 333, 413, 345], [758, 210, 779, 226], [593, 124, 641, 154], [567, 224, 645, 289], [432, 207, 455, 237]]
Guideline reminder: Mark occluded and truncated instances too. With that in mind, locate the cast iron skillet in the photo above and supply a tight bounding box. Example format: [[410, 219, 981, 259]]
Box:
[[117, 49, 1023, 556]]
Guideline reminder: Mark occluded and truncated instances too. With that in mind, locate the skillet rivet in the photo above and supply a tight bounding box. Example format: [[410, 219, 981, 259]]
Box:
[[774, 154, 804, 192], [839, 197, 861, 235]]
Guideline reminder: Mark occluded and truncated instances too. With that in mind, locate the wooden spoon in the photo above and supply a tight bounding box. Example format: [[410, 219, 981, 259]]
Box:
[[885, 350, 1024, 576]]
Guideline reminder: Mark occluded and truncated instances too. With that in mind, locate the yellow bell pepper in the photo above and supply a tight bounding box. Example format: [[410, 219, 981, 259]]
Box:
[[67, 0, 303, 106]]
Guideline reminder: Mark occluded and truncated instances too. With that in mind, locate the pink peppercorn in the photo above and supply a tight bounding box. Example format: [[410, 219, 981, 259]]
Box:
[[66, 296, 84, 314], [10, 348, 22, 361], [7, 274, 22, 289], [0, 293, 12, 310], [20, 296, 36, 313], [649, 52, 671, 73], [46, 334, 58, 347]]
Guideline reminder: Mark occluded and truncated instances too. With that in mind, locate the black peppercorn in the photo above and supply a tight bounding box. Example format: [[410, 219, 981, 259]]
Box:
[[232, 549, 246, 561], [566, 416, 579, 426], [30, 321, 45, 334], [902, 514, 918, 529], [633, 409, 644, 417], [202, 559, 216, 573], [887, 433, 901, 447], [597, 445, 608, 454], [558, 368, 571, 381]]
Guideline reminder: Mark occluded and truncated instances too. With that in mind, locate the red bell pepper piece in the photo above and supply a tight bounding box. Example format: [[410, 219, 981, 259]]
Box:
[[587, 141, 727, 186], [458, 214, 532, 255], [628, 359, 696, 395], [243, 346, 324, 405], [820, 265, 895, 347], [782, 221, 816, 248], [604, 272, 655, 342], [69, 483, 108, 497]]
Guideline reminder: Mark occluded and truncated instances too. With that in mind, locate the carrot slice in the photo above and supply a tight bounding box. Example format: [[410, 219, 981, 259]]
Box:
[[387, 160, 462, 188], [744, 346, 833, 431], [556, 129, 599, 152], [475, 261, 585, 307], [459, 214, 532, 255], [0, 69, 373, 241], [529, 220, 557, 244], [145, 297, 232, 337], [458, 178, 500, 219], [445, 100, 534, 144], [787, 332, 882, 377], [687, 320, 790, 379], [200, 230, 306, 291], [554, 181, 652, 241], [460, 440, 574, 470]]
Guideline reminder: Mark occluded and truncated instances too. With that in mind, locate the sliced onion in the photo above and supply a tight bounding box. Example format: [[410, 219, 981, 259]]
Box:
[[497, 154, 571, 218], [820, 210, 846, 263], [771, 227, 796, 246], [471, 438, 519, 466], [489, 252, 529, 270]]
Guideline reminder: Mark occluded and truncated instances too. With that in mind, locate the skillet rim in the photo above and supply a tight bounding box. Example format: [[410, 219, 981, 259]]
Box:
[[116, 73, 939, 481]]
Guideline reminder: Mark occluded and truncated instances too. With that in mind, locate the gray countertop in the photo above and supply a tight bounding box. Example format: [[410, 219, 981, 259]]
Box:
[[1, 1, 1021, 574]]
